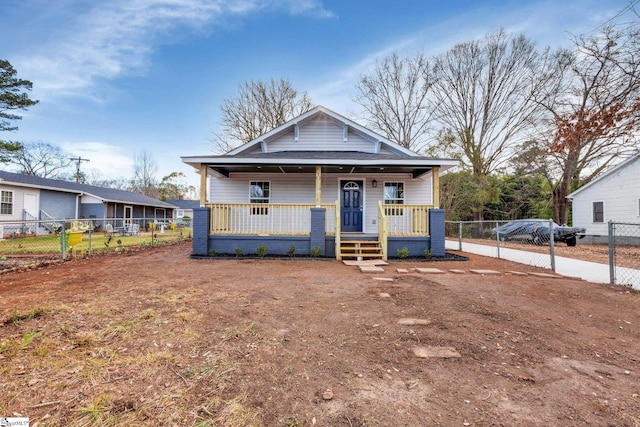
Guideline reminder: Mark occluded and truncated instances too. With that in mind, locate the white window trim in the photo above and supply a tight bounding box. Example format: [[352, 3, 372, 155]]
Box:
[[250, 181, 271, 215], [592, 200, 605, 223], [0, 189, 14, 216], [383, 181, 405, 216], [383, 181, 405, 204]]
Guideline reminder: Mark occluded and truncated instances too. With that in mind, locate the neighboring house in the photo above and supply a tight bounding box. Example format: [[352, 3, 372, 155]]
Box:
[[0, 170, 176, 232], [567, 152, 640, 243], [166, 199, 199, 222], [181, 106, 458, 259]]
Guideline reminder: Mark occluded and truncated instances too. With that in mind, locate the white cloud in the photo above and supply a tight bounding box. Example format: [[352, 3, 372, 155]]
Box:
[[12, 0, 334, 102], [60, 141, 134, 179]]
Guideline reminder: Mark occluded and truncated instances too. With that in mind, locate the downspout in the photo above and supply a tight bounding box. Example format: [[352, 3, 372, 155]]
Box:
[[75, 193, 82, 219]]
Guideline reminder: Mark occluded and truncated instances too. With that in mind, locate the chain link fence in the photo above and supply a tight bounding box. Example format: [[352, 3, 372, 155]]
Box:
[[608, 221, 640, 288], [0, 217, 191, 272], [446, 219, 557, 271]]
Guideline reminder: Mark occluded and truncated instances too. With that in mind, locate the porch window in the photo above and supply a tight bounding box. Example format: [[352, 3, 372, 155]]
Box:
[[1, 190, 13, 215], [592, 201, 604, 223], [250, 181, 270, 215], [384, 182, 404, 215]]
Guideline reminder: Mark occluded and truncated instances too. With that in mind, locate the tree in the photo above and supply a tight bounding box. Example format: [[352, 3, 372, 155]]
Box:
[[531, 12, 640, 224], [1, 59, 38, 163], [158, 172, 196, 201], [9, 141, 72, 178], [429, 30, 552, 221], [439, 170, 501, 222], [213, 78, 313, 152], [130, 150, 159, 198], [354, 52, 435, 152]]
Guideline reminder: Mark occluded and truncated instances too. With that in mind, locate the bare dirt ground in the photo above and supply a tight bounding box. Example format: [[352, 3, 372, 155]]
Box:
[[1, 241, 639, 426]]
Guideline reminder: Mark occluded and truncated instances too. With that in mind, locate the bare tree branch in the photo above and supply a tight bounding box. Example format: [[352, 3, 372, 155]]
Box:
[[354, 52, 435, 152], [212, 78, 313, 152]]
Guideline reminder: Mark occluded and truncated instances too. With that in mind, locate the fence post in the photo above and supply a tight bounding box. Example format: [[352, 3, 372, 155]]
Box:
[[496, 221, 501, 259], [549, 219, 555, 272], [60, 222, 67, 260], [608, 220, 615, 284], [458, 221, 462, 251]]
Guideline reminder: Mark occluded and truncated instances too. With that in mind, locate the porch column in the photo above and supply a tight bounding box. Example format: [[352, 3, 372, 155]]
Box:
[[432, 167, 440, 208], [199, 164, 208, 206], [192, 207, 210, 256], [315, 165, 322, 207]]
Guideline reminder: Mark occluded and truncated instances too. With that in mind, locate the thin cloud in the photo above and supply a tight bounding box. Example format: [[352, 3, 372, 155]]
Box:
[[12, 0, 334, 101]]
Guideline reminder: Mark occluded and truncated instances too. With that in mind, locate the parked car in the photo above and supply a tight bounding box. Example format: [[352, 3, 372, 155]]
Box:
[[492, 219, 586, 246]]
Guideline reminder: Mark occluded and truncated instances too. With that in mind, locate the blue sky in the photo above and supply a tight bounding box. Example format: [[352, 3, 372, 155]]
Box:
[[0, 0, 629, 189]]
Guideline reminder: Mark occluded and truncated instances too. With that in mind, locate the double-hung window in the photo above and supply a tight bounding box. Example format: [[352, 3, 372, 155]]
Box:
[[0, 190, 13, 215], [250, 181, 270, 215], [592, 201, 604, 223], [384, 182, 404, 215]]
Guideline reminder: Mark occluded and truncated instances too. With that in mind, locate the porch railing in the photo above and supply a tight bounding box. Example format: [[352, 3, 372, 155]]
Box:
[[207, 203, 336, 236], [381, 203, 433, 236]]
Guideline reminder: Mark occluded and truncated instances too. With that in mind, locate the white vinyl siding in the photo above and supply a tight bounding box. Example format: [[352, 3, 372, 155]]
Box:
[[570, 156, 640, 236], [266, 116, 375, 153], [210, 172, 433, 234]]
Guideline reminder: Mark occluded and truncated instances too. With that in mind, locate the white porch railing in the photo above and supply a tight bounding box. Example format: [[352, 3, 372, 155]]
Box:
[[207, 203, 336, 236]]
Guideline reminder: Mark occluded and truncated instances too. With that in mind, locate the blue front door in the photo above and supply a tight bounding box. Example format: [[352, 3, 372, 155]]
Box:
[[341, 180, 363, 232]]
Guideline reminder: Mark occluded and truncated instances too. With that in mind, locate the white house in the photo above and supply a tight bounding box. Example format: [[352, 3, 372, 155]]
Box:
[[567, 152, 640, 241], [182, 106, 458, 259]]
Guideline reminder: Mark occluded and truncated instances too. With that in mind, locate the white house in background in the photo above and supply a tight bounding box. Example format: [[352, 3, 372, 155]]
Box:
[[567, 152, 640, 241]]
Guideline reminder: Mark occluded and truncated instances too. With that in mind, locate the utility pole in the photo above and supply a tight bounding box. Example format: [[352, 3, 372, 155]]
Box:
[[69, 156, 90, 183]]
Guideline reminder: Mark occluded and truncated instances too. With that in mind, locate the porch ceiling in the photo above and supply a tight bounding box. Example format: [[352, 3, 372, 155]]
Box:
[[207, 164, 434, 178], [182, 151, 458, 178]]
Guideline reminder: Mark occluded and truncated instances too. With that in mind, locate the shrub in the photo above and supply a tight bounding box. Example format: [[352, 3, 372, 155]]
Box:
[[424, 247, 432, 258], [234, 247, 243, 257], [256, 244, 268, 257], [310, 246, 321, 257], [287, 245, 296, 257], [396, 247, 410, 259]]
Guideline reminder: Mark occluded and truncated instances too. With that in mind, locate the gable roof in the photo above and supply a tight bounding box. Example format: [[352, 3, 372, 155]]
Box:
[[225, 105, 418, 157], [0, 170, 176, 208], [182, 105, 459, 177], [567, 152, 640, 199]]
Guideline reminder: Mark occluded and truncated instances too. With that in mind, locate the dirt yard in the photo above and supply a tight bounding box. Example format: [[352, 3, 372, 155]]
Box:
[[1, 241, 639, 426]]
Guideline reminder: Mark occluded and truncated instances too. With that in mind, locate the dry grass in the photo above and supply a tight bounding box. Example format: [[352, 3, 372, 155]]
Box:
[[0, 287, 265, 426]]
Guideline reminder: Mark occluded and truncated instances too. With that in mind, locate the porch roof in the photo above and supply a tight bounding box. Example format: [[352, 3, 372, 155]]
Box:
[[182, 150, 459, 178]]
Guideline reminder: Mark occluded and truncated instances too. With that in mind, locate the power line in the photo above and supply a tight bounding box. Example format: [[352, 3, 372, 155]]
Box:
[[69, 156, 90, 183]]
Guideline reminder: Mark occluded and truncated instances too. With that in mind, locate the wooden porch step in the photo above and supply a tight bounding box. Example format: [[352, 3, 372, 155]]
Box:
[[339, 240, 383, 260]]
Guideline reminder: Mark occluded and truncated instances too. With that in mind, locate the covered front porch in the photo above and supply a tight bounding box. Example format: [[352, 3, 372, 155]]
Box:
[[188, 162, 447, 260]]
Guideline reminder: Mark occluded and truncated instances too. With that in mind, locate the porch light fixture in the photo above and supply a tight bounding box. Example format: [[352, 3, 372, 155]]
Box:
[[372, 180, 377, 188]]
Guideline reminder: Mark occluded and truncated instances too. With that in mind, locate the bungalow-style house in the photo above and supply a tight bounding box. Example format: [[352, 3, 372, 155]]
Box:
[[567, 152, 640, 244], [182, 106, 458, 260], [0, 170, 176, 232]]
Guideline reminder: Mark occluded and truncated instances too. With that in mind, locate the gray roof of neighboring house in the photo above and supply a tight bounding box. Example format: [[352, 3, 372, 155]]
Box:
[[166, 199, 200, 209], [0, 170, 176, 208]]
